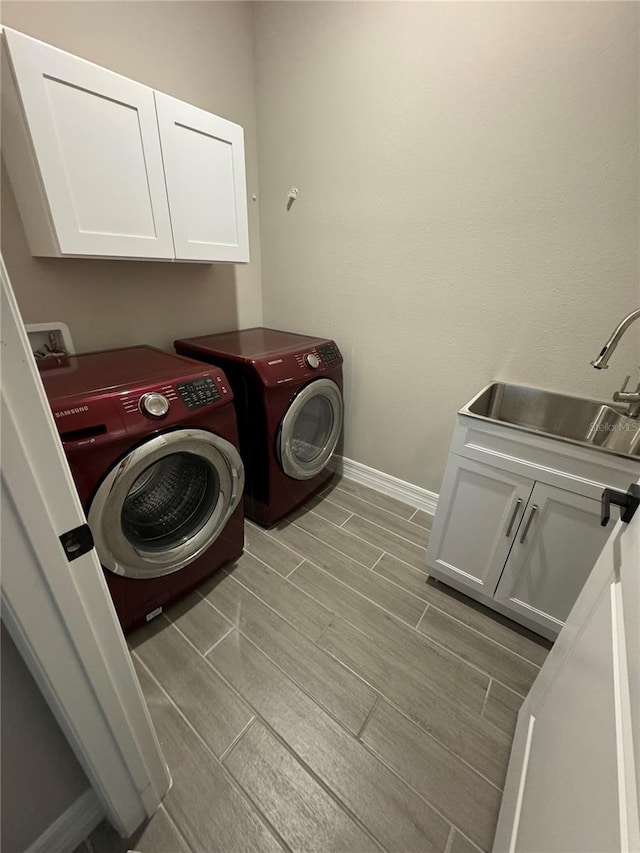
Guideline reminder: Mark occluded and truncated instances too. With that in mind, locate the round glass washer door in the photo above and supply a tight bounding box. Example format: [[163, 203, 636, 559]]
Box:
[[88, 428, 244, 579], [278, 378, 343, 480]]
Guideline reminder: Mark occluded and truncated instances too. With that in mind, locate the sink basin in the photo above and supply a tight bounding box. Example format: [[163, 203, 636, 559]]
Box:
[[461, 383, 640, 459]]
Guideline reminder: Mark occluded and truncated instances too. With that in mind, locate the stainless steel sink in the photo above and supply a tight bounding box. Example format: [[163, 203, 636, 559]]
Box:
[[461, 383, 640, 460]]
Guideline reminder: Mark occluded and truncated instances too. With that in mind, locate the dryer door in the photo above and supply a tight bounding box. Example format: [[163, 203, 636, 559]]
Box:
[[88, 428, 244, 579], [278, 378, 343, 480]]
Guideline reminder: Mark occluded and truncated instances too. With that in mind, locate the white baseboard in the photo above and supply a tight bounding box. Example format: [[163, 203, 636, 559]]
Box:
[[26, 788, 104, 853], [332, 456, 439, 516]]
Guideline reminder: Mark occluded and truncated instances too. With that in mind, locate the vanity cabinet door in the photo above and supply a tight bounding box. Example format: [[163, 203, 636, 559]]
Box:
[[3, 29, 174, 259], [493, 482, 611, 636], [155, 92, 249, 263], [426, 454, 534, 595]]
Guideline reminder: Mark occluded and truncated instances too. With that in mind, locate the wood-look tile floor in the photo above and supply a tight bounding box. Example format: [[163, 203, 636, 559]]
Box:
[[86, 476, 552, 853]]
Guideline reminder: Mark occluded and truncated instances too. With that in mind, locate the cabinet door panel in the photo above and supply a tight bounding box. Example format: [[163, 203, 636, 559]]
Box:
[[494, 482, 611, 635], [426, 455, 534, 594], [155, 92, 249, 263], [4, 29, 174, 258]]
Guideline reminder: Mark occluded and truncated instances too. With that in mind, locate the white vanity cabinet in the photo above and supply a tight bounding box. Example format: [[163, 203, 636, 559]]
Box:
[[1, 28, 249, 263], [427, 412, 639, 639]]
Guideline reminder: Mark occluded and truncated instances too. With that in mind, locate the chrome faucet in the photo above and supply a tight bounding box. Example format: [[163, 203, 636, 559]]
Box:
[[591, 308, 640, 417]]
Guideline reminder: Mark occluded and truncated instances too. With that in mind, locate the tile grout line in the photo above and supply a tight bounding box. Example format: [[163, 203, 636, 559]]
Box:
[[325, 505, 430, 561], [163, 624, 389, 853], [145, 552, 505, 832], [289, 515, 385, 571], [245, 527, 306, 570], [313, 612, 337, 646], [418, 602, 543, 673], [358, 737, 484, 848], [326, 489, 431, 545], [200, 564, 336, 644], [369, 551, 386, 571], [410, 620, 534, 698], [285, 557, 306, 577], [480, 679, 493, 718], [130, 652, 292, 853], [409, 505, 433, 530], [443, 825, 456, 853], [333, 502, 430, 550], [175, 605, 370, 742], [231, 718, 389, 853], [185, 615, 478, 853], [238, 536, 532, 708], [355, 694, 380, 739], [331, 482, 420, 523], [285, 553, 425, 631], [286, 517, 427, 606], [262, 523, 429, 618], [158, 803, 197, 853], [207, 511, 531, 716], [201, 625, 236, 658], [219, 714, 257, 763], [283, 554, 514, 695], [313, 635, 505, 792], [415, 601, 430, 630], [295, 495, 429, 555]]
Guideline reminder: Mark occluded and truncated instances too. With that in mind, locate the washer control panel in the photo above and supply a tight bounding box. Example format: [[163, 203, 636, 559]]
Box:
[[177, 376, 221, 410]]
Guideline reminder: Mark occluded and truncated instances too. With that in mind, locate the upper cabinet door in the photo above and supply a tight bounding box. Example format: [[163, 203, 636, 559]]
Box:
[[3, 29, 174, 259], [155, 92, 249, 263]]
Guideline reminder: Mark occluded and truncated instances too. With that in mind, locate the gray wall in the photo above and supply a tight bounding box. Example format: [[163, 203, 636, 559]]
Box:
[[253, 1, 640, 493], [1, 622, 89, 852], [1, 1, 264, 353]]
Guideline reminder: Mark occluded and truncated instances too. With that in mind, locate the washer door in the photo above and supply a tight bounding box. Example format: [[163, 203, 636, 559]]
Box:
[[279, 378, 343, 480], [88, 428, 244, 579]]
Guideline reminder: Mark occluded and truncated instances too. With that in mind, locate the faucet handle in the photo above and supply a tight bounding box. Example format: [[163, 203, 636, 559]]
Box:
[[614, 375, 640, 401]]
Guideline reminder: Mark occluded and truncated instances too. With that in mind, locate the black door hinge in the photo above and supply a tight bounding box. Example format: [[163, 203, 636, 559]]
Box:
[[601, 484, 640, 528], [59, 524, 94, 561]]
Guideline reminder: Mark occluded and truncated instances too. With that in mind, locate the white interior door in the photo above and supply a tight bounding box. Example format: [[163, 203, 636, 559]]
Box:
[[493, 478, 640, 853], [3, 28, 174, 259], [494, 481, 612, 637], [426, 455, 534, 593], [155, 91, 249, 263], [0, 254, 170, 837]]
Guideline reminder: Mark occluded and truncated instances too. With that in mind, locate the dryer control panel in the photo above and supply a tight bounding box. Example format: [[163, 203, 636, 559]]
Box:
[[256, 341, 343, 387]]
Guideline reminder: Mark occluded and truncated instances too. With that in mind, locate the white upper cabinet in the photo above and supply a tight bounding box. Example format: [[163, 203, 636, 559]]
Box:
[[1, 28, 249, 263], [2, 29, 174, 259], [155, 93, 249, 263]]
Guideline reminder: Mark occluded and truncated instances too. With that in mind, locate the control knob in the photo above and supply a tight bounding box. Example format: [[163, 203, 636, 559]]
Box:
[[305, 353, 320, 369], [140, 392, 170, 419]]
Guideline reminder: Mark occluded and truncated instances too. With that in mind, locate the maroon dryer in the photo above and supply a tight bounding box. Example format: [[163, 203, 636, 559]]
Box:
[[174, 328, 344, 527], [40, 345, 245, 632]]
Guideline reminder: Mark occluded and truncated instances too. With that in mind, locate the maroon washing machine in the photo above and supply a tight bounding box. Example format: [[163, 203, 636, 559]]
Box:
[[174, 328, 344, 527], [40, 345, 245, 632]]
